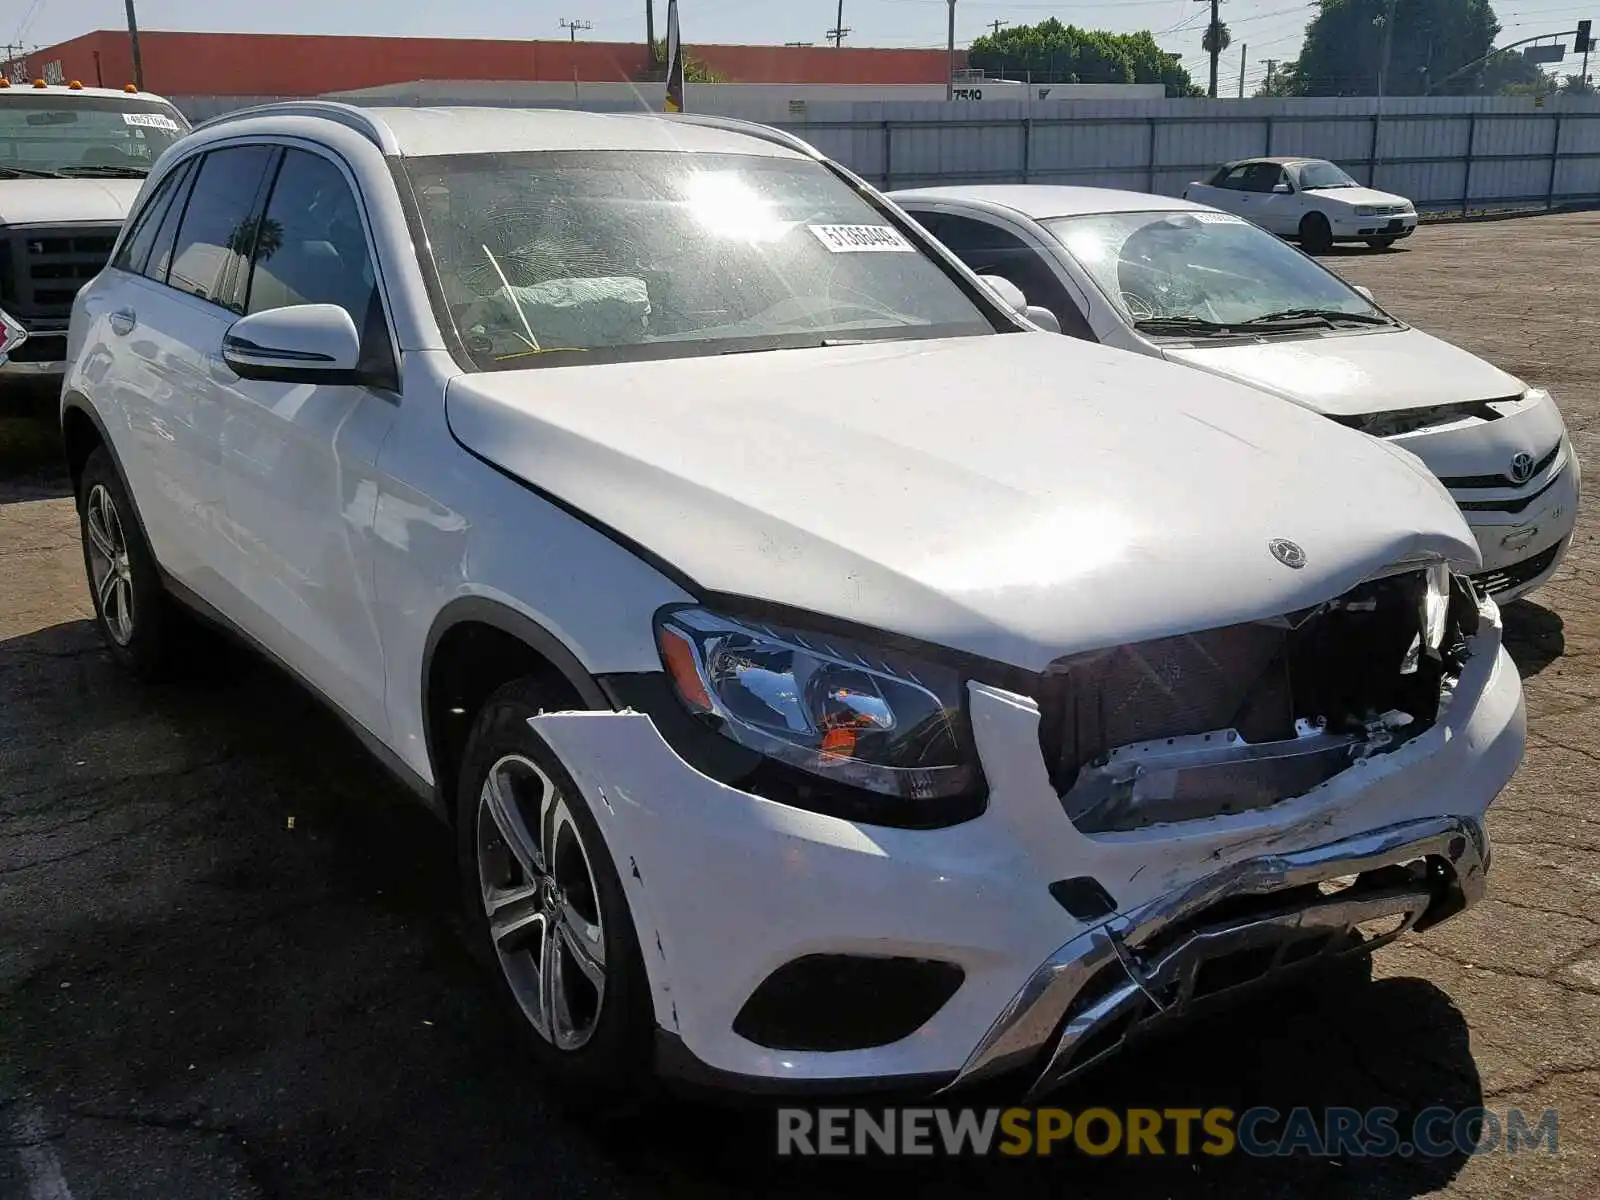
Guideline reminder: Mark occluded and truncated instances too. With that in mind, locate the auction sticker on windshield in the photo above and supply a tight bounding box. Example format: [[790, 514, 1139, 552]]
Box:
[[123, 112, 180, 131], [1190, 212, 1247, 224], [808, 224, 915, 252]]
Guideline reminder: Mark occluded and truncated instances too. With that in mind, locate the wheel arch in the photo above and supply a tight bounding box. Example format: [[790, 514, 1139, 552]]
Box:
[[421, 597, 612, 818], [59, 395, 158, 553]]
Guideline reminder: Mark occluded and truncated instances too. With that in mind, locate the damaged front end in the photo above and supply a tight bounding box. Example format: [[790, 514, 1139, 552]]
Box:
[[1038, 564, 1483, 834]]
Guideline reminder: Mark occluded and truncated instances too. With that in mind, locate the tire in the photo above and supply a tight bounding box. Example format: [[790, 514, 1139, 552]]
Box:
[[456, 677, 656, 1114], [1365, 236, 1399, 251], [1299, 212, 1334, 254], [76, 446, 191, 679]]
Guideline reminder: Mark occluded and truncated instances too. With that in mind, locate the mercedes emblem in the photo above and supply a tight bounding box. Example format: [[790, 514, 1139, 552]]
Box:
[[1268, 538, 1307, 569], [1509, 452, 1535, 484]]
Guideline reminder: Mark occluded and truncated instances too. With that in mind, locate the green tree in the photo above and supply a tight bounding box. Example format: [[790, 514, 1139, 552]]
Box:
[[1202, 21, 1232, 58], [1253, 60, 1302, 97], [967, 18, 1203, 97], [1292, 0, 1501, 97], [1479, 49, 1553, 95], [638, 39, 724, 84]]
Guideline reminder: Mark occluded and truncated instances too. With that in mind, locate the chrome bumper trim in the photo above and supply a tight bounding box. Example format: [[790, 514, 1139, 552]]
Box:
[[940, 814, 1488, 1096]]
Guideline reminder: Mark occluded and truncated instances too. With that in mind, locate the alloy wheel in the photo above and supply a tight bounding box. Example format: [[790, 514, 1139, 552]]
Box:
[[476, 754, 609, 1051], [84, 483, 135, 646]]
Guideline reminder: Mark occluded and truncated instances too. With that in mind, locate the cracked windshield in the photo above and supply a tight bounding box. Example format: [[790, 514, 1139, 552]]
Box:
[[1049, 210, 1382, 330], [405, 150, 990, 368], [0, 94, 184, 177]]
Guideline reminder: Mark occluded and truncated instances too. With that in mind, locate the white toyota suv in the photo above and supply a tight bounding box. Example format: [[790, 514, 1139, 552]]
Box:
[[62, 103, 1525, 1108]]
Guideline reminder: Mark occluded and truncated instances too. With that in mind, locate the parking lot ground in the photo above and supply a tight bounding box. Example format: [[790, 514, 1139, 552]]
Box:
[[3, 213, 1600, 1198]]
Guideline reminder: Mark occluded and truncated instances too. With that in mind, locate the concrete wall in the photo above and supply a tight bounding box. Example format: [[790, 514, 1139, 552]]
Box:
[[170, 92, 1600, 215]]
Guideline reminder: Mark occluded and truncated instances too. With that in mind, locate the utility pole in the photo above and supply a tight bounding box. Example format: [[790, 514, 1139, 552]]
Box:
[[828, 1, 849, 47], [1264, 57, 1279, 93], [559, 18, 592, 42], [646, 0, 655, 51], [989, 19, 1007, 38], [946, 0, 957, 100], [1196, 0, 1222, 99], [1376, 0, 1398, 101], [125, 0, 144, 90], [1238, 42, 1247, 97]]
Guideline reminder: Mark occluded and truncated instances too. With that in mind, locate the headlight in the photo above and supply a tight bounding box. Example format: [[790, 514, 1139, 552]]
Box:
[[656, 607, 978, 804], [1355, 205, 1380, 217], [1423, 563, 1450, 651]]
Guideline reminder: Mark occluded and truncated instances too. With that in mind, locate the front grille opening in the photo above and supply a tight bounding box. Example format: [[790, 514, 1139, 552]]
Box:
[[732, 954, 964, 1052], [1191, 945, 1279, 1000], [1039, 568, 1470, 833], [1474, 538, 1565, 598], [1280, 933, 1334, 965], [6, 225, 119, 320]]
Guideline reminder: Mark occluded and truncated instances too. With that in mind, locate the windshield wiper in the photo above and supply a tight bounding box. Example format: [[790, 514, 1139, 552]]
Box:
[[1132, 315, 1238, 336], [54, 164, 149, 178], [1242, 307, 1391, 326], [0, 164, 63, 179]]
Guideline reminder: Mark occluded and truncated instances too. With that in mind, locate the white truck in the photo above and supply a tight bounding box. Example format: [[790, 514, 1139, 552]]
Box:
[[0, 79, 189, 392]]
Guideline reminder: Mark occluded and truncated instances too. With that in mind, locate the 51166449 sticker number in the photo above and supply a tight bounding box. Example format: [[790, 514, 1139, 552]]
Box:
[[807, 224, 915, 252]]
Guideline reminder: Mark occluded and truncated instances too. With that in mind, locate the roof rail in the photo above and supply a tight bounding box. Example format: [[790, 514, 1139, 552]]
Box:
[[640, 112, 828, 161], [193, 101, 399, 154]]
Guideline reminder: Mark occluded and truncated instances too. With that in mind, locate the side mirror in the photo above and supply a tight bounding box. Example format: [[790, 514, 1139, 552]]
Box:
[[977, 273, 1028, 314], [1353, 284, 1375, 302], [222, 303, 363, 384], [1273, 182, 1293, 194], [1023, 305, 1062, 334]]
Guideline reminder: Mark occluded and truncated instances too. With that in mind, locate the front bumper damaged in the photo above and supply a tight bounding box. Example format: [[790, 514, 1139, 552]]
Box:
[[528, 605, 1522, 1097], [945, 814, 1486, 1099]]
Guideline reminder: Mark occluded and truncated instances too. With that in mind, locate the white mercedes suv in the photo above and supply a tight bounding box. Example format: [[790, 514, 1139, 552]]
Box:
[[61, 103, 1526, 1108]]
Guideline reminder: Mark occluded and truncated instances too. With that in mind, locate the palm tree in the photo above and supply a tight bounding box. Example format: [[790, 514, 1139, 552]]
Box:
[[1202, 20, 1231, 98], [1201, 21, 1231, 58]]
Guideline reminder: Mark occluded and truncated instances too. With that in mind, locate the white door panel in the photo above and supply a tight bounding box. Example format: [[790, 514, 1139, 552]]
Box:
[[98, 272, 235, 592], [216, 373, 395, 734]]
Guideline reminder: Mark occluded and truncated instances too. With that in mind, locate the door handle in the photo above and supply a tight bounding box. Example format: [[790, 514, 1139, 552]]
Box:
[[108, 308, 136, 336]]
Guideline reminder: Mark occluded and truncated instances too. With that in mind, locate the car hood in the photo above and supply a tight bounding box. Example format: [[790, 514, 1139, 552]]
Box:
[[1163, 326, 1526, 418], [1303, 185, 1409, 208], [0, 177, 143, 224], [446, 334, 1479, 672]]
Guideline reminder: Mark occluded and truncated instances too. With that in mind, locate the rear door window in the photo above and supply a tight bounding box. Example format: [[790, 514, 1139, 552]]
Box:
[[113, 158, 194, 276]]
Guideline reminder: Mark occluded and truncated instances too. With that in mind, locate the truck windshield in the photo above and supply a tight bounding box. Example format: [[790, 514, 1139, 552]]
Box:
[[402, 149, 993, 369], [0, 94, 187, 178]]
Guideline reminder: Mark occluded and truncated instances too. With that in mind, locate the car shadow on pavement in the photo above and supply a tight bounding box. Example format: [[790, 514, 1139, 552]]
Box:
[[0, 619, 1484, 1200], [1500, 599, 1565, 680], [589, 970, 1483, 1199]]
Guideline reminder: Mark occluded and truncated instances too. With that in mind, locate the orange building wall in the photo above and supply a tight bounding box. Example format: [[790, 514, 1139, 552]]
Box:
[[21, 31, 964, 96]]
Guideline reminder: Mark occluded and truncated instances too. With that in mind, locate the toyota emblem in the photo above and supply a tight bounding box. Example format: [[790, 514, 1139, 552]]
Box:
[[1268, 538, 1307, 569], [1509, 452, 1535, 484]]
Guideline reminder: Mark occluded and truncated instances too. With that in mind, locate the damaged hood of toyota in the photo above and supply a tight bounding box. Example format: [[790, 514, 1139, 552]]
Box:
[[446, 332, 1481, 672]]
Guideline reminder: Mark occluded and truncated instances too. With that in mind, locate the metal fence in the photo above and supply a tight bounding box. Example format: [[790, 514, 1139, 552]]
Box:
[[174, 93, 1600, 216], [769, 98, 1600, 215]]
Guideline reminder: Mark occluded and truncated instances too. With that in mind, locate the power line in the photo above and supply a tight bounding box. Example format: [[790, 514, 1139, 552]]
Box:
[[827, 0, 850, 47]]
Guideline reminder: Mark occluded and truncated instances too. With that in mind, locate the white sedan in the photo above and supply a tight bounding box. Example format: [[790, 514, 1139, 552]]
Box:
[[1182, 157, 1417, 252], [889, 185, 1577, 604]]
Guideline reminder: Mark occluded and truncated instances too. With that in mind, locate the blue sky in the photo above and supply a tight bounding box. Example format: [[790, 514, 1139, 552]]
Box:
[[13, 1, 1597, 92]]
